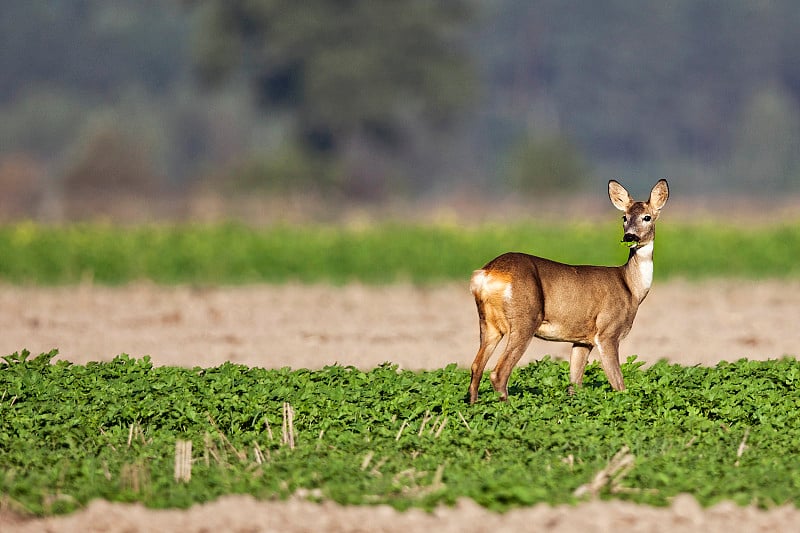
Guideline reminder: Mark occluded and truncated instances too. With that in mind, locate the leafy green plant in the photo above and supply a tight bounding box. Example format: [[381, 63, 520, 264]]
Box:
[[2, 351, 800, 516]]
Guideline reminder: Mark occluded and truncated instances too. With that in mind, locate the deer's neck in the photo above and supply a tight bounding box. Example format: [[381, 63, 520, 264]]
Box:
[[624, 241, 654, 302]]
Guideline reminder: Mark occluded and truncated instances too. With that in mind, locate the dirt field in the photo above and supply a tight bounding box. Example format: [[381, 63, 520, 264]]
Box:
[[3, 280, 800, 532]]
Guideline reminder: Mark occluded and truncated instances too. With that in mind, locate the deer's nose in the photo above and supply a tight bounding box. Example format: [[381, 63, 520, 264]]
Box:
[[623, 233, 640, 243]]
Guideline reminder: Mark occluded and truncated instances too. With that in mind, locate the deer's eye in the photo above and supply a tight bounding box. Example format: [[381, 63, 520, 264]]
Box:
[[622, 215, 628, 222], [643, 215, 652, 222]]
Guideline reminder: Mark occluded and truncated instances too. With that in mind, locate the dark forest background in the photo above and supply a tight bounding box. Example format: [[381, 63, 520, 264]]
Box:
[[2, 1, 799, 220]]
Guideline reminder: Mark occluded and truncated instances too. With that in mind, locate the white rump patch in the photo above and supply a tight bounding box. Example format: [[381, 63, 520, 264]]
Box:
[[470, 269, 487, 296], [470, 269, 512, 302]]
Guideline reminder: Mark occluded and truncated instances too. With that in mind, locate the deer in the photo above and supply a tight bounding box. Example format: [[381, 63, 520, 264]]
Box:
[[468, 179, 669, 404]]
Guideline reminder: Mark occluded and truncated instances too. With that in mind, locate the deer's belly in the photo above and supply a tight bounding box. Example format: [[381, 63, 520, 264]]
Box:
[[534, 320, 592, 344]]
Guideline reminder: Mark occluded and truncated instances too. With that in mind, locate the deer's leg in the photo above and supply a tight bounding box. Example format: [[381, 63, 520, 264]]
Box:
[[469, 318, 504, 404], [596, 338, 625, 391], [490, 322, 535, 401], [567, 343, 592, 395]]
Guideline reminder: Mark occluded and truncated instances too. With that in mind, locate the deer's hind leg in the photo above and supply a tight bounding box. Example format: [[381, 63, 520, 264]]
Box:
[[468, 312, 504, 404], [489, 287, 542, 401], [468, 270, 512, 404], [489, 319, 536, 401]]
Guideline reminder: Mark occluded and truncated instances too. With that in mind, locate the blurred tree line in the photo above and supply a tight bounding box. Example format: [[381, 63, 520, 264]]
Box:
[[191, 0, 475, 199], [1, 0, 799, 219]]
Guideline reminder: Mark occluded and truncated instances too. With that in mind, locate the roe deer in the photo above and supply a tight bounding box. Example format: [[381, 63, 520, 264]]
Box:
[[468, 179, 669, 404]]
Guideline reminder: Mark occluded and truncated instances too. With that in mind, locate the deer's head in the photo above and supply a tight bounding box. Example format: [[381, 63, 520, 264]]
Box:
[[608, 179, 669, 249]]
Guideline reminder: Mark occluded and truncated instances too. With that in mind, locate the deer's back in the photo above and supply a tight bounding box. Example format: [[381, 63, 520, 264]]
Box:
[[480, 252, 636, 339]]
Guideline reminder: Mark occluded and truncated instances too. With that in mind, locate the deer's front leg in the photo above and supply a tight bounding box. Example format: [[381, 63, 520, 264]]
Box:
[[567, 343, 592, 395], [596, 338, 625, 391]]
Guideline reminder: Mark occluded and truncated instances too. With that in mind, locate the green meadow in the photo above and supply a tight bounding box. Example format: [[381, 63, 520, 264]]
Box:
[[0, 220, 798, 285]]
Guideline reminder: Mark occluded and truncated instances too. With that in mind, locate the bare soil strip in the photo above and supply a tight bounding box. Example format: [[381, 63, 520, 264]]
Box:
[[4, 494, 800, 533], [1, 280, 797, 369]]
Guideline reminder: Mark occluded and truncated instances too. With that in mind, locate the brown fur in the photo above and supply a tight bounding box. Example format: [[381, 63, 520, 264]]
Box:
[[468, 179, 669, 403]]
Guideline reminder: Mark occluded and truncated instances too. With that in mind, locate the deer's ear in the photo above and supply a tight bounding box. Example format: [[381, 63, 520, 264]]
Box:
[[608, 180, 632, 211], [649, 179, 669, 211]]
